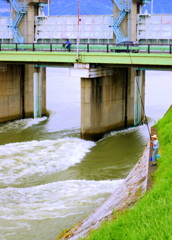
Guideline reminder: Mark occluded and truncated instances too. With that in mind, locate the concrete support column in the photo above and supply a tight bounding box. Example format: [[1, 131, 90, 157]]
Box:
[[0, 64, 25, 123], [81, 67, 137, 141], [0, 63, 46, 123], [113, 1, 142, 42], [23, 65, 46, 118], [5, 0, 47, 122], [18, 0, 48, 43]]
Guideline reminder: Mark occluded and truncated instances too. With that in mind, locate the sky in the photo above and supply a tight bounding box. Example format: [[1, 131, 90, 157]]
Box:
[[0, 0, 171, 17]]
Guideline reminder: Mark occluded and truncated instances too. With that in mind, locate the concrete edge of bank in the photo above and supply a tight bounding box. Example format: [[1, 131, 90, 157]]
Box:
[[60, 143, 150, 240]]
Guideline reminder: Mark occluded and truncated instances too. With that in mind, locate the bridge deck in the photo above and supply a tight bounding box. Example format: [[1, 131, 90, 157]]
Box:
[[0, 51, 172, 69]]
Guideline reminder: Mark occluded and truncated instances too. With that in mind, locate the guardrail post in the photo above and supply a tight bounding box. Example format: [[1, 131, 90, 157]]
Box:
[[127, 45, 129, 53], [0, 44, 1, 51], [170, 45, 172, 54], [50, 43, 52, 52], [33, 43, 35, 51], [148, 44, 150, 53], [87, 44, 89, 52], [16, 43, 18, 51], [107, 44, 109, 53]]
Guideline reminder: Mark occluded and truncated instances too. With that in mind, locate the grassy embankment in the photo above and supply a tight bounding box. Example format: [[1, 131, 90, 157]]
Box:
[[82, 108, 172, 240]]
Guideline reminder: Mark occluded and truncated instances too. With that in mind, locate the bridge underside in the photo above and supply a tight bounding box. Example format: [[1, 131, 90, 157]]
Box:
[[0, 62, 144, 141]]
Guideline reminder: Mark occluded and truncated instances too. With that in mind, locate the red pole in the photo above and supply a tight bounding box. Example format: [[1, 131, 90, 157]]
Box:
[[76, 0, 80, 60]]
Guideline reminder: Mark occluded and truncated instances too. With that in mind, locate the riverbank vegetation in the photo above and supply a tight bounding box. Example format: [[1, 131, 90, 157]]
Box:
[[82, 107, 172, 240]]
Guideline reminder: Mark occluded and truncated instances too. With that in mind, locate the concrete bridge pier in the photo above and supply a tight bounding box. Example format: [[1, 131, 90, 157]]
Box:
[[18, 0, 47, 119], [0, 64, 46, 123], [0, 64, 25, 122], [71, 64, 145, 141]]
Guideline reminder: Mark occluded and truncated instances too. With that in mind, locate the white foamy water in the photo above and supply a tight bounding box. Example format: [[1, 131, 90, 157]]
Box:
[[0, 69, 172, 240], [0, 179, 123, 220], [23, 117, 48, 129], [0, 117, 47, 134], [0, 138, 95, 186]]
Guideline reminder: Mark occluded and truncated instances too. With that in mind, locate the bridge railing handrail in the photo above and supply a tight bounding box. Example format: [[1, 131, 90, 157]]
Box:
[[0, 43, 172, 54]]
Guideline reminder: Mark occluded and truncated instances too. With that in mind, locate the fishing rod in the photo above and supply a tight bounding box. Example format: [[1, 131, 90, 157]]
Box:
[[128, 51, 152, 140], [135, 75, 152, 140]]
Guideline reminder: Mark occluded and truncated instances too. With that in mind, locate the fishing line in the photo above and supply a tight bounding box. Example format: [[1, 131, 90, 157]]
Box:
[[128, 50, 152, 140]]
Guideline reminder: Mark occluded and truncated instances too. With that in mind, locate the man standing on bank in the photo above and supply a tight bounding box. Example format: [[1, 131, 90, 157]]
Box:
[[151, 134, 159, 166]]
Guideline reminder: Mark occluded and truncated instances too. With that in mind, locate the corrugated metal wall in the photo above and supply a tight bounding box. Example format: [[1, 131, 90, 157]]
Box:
[[1, 14, 172, 44], [0, 18, 13, 43], [35, 15, 113, 43], [137, 14, 172, 44]]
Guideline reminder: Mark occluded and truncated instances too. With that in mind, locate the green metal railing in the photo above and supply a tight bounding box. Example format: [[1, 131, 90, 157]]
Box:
[[0, 43, 172, 54]]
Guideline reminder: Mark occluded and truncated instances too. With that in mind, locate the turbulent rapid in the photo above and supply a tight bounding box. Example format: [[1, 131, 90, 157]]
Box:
[[0, 69, 171, 240], [0, 138, 95, 187]]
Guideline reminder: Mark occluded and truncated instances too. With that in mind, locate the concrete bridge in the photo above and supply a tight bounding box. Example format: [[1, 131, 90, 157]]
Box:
[[0, 45, 172, 68], [1, 0, 169, 141]]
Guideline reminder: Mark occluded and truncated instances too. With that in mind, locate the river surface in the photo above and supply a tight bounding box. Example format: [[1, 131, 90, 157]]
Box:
[[0, 69, 171, 240]]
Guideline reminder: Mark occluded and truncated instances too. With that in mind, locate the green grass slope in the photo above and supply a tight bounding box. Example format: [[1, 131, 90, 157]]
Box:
[[83, 107, 172, 240]]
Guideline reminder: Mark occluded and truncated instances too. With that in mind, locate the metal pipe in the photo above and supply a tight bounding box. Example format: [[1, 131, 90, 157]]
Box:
[[33, 69, 42, 118], [34, 72, 39, 118]]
